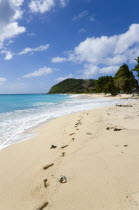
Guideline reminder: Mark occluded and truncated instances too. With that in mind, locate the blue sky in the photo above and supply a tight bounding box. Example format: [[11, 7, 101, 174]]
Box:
[[0, 0, 139, 93]]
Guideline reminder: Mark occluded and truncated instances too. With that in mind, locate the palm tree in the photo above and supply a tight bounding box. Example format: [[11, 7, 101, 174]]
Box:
[[114, 64, 138, 93], [132, 57, 139, 78]]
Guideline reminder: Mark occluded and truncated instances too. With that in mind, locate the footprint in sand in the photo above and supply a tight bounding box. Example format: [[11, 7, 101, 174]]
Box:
[[61, 145, 68, 149], [37, 202, 49, 210], [75, 121, 82, 127], [106, 127, 123, 131], [114, 128, 123, 131], [50, 145, 57, 149], [124, 144, 128, 147], [43, 163, 54, 170], [62, 152, 66, 157], [86, 132, 92, 135], [43, 179, 48, 188]]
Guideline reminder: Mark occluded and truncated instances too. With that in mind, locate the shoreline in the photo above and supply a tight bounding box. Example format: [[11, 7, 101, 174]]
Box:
[[0, 96, 139, 209], [0, 94, 122, 151]]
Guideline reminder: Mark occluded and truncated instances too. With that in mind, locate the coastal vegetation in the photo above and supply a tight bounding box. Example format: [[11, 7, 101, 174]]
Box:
[[48, 78, 96, 94], [132, 57, 139, 78], [114, 64, 138, 94], [48, 63, 139, 95], [95, 76, 116, 95]]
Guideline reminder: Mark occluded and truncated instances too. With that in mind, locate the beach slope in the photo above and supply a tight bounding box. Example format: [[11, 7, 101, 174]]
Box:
[[0, 99, 139, 209]]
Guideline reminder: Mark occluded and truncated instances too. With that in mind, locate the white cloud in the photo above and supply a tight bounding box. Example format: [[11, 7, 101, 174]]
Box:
[[23, 67, 53, 78], [73, 24, 139, 66], [0, 22, 25, 44], [51, 56, 68, 63], [1, 50, 14, 60], [0, 44, 50, 60], [0, 77, 7, 84], [0, 0, 26, 45], [82, 64, 99, 77], [18, 44, 50, 55], [55, 73, 73, 82], [54, 24, 139, 77], [73, 10, 95, 22], [89, 16, 95, 22], [6, 40, 14, 46], [29, 0, 69, 14], [79, 28, 87, 34], [0, 43, 3, 49], [100, 66, 119, 74], [82, 64, 119, 78], [29, 0, 55, 13], [5, 51, 13, 60], [59, 0, 69, 8], [27, 33, 36, 37], [72, 10, 89, 21]]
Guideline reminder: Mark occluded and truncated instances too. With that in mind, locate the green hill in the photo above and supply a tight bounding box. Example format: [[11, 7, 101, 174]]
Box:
[[48, 78, 96, 94]]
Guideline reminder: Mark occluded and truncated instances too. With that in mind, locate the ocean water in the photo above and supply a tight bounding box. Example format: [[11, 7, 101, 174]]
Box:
[[0, 94, 119, 149]]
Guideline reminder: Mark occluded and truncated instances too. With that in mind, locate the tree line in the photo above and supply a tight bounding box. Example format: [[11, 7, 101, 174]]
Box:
[[95, 58, 139, 95]]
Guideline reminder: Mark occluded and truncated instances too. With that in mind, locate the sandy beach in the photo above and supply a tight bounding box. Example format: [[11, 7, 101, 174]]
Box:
[[0, 96, 139, 210]]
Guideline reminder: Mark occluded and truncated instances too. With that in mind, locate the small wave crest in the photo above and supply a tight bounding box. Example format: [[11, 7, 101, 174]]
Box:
[[0, 96, 120, 149]]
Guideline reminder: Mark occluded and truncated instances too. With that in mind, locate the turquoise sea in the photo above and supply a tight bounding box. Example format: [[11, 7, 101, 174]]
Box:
[[0, 94, 118, 149]]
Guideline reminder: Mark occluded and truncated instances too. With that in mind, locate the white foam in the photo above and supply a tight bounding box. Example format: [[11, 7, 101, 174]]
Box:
[[0, 97, 121, 150]]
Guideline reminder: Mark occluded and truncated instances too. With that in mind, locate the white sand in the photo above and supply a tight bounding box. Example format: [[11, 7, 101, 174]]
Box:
[[0, 97, 139, 210]]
